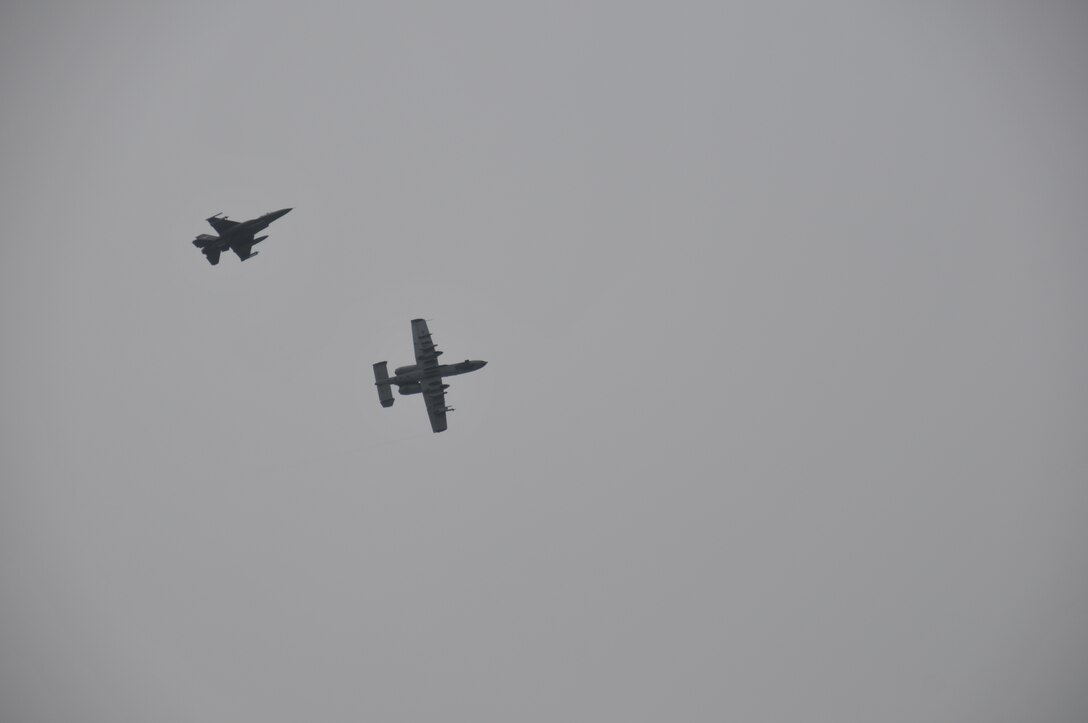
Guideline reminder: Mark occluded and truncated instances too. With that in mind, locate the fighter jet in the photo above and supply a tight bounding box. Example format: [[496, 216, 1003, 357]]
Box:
[[191, 208, 292, 265], [373, 319, 487, 433]]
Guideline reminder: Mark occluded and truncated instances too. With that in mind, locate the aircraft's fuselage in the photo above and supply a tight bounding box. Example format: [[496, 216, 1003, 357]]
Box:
[[387, 360, 487, 386], [223, 215, 271, 240]]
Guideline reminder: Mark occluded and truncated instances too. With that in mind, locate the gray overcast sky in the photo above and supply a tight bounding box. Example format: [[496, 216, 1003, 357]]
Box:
[[2, 1, 1087, 721]]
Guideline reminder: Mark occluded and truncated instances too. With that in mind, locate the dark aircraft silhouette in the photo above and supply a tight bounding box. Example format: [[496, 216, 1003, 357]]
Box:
[[192, 208, 292, 265], [373, 319, 487, 433]]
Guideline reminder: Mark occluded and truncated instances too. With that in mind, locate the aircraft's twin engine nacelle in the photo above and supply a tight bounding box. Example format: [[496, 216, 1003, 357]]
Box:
[[398, 382, 422, 395], [394, 365, 419, 376]]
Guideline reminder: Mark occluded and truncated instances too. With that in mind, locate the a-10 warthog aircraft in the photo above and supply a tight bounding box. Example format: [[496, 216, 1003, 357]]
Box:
[[191, 208, 292, 265], [373, 319, 487, 433]]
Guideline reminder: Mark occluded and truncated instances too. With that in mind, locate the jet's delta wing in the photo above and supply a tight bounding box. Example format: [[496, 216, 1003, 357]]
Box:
[[206, 215, 239, 234], [232, 241, 255, 260]]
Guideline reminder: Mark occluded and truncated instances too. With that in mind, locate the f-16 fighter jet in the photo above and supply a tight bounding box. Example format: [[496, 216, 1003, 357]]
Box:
[[373, 319, 487, 433], [191, 208, 292, 265]]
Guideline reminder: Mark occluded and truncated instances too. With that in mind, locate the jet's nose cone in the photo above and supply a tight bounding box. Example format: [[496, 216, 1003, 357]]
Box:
[[478, 360, 488, 369]]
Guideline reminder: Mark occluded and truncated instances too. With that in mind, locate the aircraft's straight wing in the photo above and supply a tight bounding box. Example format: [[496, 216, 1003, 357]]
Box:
[[412, 319, 442, 368], [421, 377, 449, 433], [203, 247, 221, 266], [232, 239, 256, 260], [207, 215, 239, 234]]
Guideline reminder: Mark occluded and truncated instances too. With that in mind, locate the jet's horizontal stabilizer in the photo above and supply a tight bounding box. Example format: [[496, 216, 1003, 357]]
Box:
[[373, 362, 395, 407]]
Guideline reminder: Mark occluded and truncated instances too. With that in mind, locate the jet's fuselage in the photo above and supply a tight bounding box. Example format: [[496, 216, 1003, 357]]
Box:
[[387, 360, 487, 386], [219, 208, 291, 242]]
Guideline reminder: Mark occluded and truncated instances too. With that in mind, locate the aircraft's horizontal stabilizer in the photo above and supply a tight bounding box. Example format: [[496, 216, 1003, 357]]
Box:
[[373, 362, 394, 407]]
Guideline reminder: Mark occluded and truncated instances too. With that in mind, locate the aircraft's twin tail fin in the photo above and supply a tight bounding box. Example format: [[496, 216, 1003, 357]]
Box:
[[373, 362, 395, 408]]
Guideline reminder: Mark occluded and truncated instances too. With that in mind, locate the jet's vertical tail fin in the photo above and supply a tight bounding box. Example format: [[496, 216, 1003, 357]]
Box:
[[373, 362, 395, 408]]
